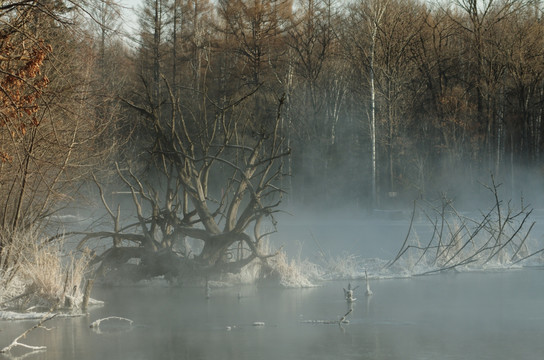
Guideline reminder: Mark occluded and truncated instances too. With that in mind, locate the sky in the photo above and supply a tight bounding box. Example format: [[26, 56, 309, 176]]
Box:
[[118, 0, 141, 34]]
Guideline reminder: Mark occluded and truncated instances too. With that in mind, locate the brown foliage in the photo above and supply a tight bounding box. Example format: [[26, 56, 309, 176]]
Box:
[[0, 34, 51, 161]]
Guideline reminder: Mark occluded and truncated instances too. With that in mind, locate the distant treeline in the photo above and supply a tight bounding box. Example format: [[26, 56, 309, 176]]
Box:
[[121, 0, 544, 208], [2, 0, 544, 225]]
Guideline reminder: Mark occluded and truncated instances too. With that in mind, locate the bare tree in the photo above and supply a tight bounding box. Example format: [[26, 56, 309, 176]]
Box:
[[0, 1, 122, 295], [449, 0, 532, 171], [79, 79, 290, 280], [341, 0, 390, 208]]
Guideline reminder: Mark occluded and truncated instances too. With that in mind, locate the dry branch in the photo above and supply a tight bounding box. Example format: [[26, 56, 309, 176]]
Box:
[[0, 313, 57, 354], [387, 177, 542, 274]]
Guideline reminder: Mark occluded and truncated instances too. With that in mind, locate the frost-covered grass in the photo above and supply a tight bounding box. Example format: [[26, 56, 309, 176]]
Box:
[[315, 251, 370, 280], [264, 250, 319, 287], [253, 230, 544, 286], [211, 248, 320, 288], [0, 228, 94, 312], [20, 243, 92, 310]]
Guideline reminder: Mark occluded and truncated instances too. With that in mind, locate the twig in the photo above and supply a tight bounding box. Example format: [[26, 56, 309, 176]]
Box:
[[483, 210, 533, 265], [510, 222, 535, 261], [511, 247, 544, 265], [387, 200, 417, 267], [414, 209, 439, 267]]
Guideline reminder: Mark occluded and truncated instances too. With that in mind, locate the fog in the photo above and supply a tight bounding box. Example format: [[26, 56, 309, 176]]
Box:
[[273, 208, 408, 260], [7, 165, 544, 360], [272, 163, 544, 265], [56, 161, 544, 281]]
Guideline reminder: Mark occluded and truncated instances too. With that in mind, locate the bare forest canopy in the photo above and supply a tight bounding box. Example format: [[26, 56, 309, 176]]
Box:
[[120, 0, 544, 210], [2, 0, 544, 281]]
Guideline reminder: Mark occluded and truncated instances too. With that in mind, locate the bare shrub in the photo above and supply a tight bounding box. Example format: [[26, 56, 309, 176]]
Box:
[[387, 177, 543, 275]]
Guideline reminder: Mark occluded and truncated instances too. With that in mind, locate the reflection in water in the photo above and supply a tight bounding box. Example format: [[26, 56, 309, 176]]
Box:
[[2, 349, 47, 360], [0, 270, 543, 360]]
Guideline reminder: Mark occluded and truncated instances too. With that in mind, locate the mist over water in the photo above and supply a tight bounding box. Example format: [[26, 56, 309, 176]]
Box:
[[272, 197, 544, 281], [6, 169, 544, 359], [4, 204, 544, 359], [275, 209, 409, 260]]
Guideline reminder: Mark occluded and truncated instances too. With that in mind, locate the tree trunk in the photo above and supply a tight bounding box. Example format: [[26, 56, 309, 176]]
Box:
[[199, 238, 234, 266]]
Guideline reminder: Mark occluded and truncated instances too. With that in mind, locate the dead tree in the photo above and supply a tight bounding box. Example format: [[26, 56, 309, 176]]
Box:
[[78, 86, 290, 281]]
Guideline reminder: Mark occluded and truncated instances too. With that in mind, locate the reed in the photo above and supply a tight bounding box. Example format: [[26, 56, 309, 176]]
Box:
[[0, 228, 93, 311]]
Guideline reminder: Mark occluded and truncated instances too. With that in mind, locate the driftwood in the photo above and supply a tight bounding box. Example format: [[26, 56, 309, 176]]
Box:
[[0, 313, 57, 354], [338, 309, 353, 324], [343, 283, 359, 302], [90, 316, 134, 329]]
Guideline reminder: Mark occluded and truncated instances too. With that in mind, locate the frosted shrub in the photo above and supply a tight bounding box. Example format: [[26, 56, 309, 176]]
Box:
[[333, 252, 363, 279], [22, 244, 92, 309], [264, 250, 316, 288], [0, 228, 92, 311], [22, 244, 66, 308]]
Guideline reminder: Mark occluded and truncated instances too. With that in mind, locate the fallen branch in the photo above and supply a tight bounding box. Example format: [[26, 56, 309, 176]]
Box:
[[1, 313, 57, 354], [300, 309, 353, 325], [338, 308, 353, 324], [387, 176, 542, 275], [90, 316, 134, 329]]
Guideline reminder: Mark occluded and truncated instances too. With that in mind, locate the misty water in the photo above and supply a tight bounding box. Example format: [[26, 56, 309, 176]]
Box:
[[3, 211, 544, 359], [2, 269, 544, 360]]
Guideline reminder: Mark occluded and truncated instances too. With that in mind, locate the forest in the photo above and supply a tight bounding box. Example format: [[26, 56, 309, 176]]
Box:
[[2, 0, 544, 298], [123, 0, 544, 210]]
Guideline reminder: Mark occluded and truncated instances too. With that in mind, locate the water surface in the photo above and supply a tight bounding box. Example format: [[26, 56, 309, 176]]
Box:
[[2, 269, 543, 359]]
